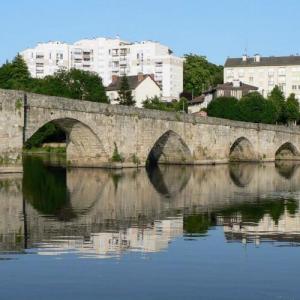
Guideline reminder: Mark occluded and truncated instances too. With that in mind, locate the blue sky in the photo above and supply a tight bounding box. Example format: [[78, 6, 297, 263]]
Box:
[[1, 0, 299, 65]]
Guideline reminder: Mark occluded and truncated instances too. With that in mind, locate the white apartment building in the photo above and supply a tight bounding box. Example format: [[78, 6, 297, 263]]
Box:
[[224, 54, 300, 100], [21, 41, 71, 77], [20, 37, 183, 101]]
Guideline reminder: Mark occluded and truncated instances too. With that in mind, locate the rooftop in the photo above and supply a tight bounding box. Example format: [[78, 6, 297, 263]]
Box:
[[106, 74, 160, 91], [217, 81, 258, 91], [225, 55, 300, 68]]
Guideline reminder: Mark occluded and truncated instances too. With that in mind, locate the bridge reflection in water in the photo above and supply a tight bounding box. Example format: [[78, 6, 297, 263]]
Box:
[[1, 157, 300, 258]]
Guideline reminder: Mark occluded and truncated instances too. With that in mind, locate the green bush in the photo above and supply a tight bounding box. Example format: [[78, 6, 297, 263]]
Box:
[[207, 96, 239, 120], [238, 92, 278, 124]]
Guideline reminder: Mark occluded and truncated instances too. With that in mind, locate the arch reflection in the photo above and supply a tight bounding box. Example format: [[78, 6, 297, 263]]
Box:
[[146, 165, 191, 198], [275, 161, 300, 179], [229, 163, 255, 187]]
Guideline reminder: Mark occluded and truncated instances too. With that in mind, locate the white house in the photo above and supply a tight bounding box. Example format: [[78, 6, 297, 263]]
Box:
[[20, 37, 183, 101], [106, 74, 161, 108], [224, 54, 300, 99]]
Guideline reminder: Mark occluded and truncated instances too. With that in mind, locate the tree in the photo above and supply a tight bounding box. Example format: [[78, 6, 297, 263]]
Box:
[[268, 85, 285, 123], [0, 55, 31, 90], [143, 96, 188, 112], [143, 96, 171, 111], [284, 93, 299, 124], [0, 61, 13, 89], [183, 54, 223, 97], [8, 54, 31, 90], [117, 75, 135, 106], [239, 92, 278, 124], [172, 97, 188, 113], [25, 123, 65, 149], [31, 69, 108, 103], [207, 96, 239, 120]]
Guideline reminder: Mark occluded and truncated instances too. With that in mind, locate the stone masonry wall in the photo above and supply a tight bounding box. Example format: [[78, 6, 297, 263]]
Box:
[[2, 89, 300, 168], [0, 90, 24, 171]]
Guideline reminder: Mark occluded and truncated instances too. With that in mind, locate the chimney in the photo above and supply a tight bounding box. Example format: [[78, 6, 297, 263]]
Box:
[[233, 79, 241, 88], [254, 53, 261, 63], [242, 54, 247, 62], [137, 72, 144, 82], [112, 75, 118, 83]]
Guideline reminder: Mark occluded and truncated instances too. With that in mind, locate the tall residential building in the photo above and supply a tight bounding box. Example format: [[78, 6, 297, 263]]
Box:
[[224, 54, 300, 99], [20, 37, 183, 101]]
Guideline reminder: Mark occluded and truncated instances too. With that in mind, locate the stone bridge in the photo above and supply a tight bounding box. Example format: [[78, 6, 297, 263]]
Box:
[[1, 88, 300, 170]]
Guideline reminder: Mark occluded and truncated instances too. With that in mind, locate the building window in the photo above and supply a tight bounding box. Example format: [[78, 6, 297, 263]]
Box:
[[278, 68, 286, 76]]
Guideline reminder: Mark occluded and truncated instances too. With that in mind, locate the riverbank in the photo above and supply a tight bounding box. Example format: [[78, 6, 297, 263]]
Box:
[[23, 146, 66, 155]]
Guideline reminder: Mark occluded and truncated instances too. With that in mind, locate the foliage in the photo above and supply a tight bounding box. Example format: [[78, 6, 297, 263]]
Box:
[[238, 92, 278, 124], [24, 146, 66, 154], [207, 97, 239, 120], [132, 154, 140, 165], [173, 97, 188, 113], [25, 123, 65, 149], [184, 213, 215, 235], [183, 54, 223, 97], [111, 142, 124, 162], [0, 54, 30, 90], [117, 75, 135, 106], [143, 96, 188, 112], [30, 68, 108, 103], [284, 93, 300, 122], [207, 91, 288, 124], [268, 85, 286, 123], [23, 156, 75, 220], [0, 55, 109, 103]]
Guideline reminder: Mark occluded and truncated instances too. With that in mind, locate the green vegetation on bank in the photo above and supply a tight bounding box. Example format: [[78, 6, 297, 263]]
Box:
[[143, 96, 188, 112], [207, 86, 300, 125], [23, 146, 66, 155]]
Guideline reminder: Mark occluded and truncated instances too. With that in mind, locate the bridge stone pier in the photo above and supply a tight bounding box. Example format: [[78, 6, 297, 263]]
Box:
[[1, 88, 300, 170]]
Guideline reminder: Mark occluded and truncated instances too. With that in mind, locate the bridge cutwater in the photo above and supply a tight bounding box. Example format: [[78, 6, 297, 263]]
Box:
[[1, 89, 300, 172]]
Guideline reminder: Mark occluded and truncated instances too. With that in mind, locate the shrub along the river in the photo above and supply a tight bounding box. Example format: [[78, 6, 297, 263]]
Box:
[[207, 87, 300, 125]]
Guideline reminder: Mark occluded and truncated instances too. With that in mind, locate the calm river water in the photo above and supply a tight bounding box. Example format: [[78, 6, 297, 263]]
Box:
[[1, 156, 300, 299]]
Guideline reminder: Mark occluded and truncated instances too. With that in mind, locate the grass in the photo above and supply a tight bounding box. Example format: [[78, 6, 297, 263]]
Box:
[[23, 146, 66, 155]]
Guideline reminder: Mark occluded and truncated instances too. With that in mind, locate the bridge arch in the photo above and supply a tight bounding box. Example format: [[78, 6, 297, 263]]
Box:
[[229, 137, 257, 162], [147, 130, 193, 166], [26, 118, 109, 167], [275, 142, 300, 160]]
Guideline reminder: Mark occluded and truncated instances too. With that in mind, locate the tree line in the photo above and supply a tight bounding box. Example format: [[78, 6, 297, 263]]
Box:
[[206, 86, 300, 125], [0, 54, 109, 103]]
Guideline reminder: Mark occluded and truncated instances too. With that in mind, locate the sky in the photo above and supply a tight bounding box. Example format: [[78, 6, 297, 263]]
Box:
[[1, 0, 299, 65]]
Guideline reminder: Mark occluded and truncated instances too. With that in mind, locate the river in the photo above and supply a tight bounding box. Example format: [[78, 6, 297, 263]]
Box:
[[1, 156, 300, 299]]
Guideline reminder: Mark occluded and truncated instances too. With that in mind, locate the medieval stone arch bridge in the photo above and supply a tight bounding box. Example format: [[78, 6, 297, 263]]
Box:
[[1, 89, 300, 169]]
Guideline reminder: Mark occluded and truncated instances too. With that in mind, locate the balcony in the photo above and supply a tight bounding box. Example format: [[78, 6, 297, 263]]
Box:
[[119, 60, 127, 66]]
